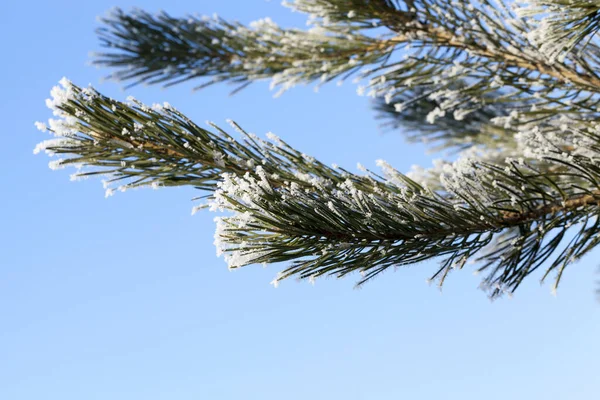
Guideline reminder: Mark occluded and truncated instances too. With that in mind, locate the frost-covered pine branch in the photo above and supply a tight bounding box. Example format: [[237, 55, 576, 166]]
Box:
[[34, 0, 600, 297], [94, 8, 393, 95], [516, 0, 600, 62], [36, 78, 600, 297]]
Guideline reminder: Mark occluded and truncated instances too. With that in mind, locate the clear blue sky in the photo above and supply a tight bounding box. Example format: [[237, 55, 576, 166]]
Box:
[[1, 1, 598, 399]]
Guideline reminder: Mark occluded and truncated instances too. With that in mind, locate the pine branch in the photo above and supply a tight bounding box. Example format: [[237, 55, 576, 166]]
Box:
[[36, 79, 600, 297], [93, 8, 392, 94], [94, 3, 600, 94], [516, 1, 600, 62]]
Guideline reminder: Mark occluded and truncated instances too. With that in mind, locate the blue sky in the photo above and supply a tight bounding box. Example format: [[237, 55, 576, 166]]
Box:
[[1, 1, 599, 399]]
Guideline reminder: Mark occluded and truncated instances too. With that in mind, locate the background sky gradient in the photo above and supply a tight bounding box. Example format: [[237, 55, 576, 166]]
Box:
[[1, 1, 599, 399]]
